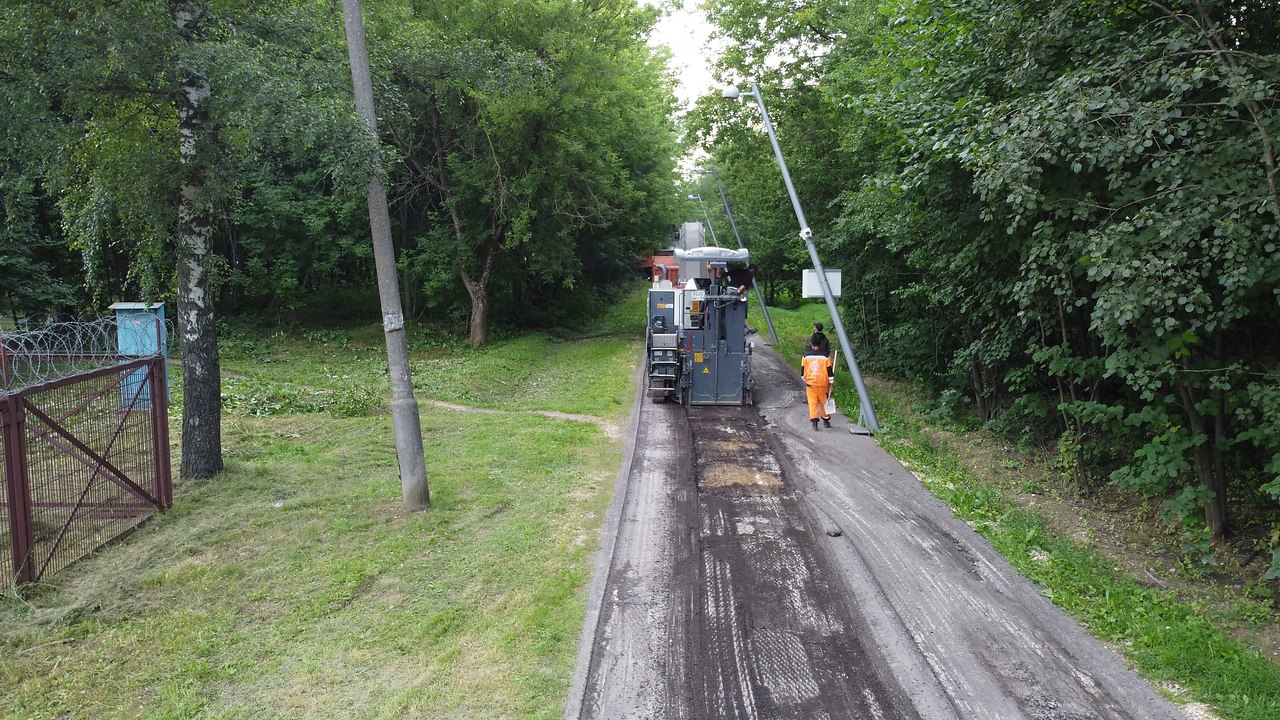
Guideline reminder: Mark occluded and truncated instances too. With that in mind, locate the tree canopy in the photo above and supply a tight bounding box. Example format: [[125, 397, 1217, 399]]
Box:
[[374, 0, 677, 344], [2, 0, 677, 332]]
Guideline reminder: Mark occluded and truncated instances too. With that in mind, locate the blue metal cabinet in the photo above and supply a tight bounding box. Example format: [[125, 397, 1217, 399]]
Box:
[[110, 302, 167, 408]]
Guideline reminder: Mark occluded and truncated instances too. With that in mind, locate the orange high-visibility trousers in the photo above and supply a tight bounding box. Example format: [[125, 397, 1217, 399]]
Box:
[[805, 384, 830, 421], [801, 351, 833, 421]]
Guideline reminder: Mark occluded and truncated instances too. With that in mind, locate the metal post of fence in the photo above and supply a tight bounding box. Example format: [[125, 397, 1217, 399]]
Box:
[[1, 338, 10, 391], [148, 314, 173, 507], [2, 393, 34, 585], [150, 358, 174, 508]]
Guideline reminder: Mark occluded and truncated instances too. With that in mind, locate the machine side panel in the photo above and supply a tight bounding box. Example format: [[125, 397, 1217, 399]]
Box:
[[686, 294, 750, 405], [648, 290, 677, 332], [715, 298, 749, 404]]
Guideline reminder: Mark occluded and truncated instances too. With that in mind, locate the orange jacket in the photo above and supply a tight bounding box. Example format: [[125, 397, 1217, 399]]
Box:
[[801, 351, 832, 387]]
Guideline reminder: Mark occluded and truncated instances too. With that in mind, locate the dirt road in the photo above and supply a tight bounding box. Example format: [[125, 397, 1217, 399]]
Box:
[[566, 339, 1186, 720]]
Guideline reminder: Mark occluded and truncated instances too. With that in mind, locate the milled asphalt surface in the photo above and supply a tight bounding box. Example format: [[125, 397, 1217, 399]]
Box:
[[565, 337, 1188, 720]]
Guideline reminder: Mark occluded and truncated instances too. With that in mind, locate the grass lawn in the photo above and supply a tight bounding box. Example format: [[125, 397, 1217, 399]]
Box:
[[0, 290, 648, 719]]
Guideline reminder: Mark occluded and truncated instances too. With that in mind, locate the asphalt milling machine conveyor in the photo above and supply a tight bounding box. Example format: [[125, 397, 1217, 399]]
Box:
[[565, 262, 1189, 718]]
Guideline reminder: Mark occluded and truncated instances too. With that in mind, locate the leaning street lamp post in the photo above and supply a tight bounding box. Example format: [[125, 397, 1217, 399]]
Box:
[[687, 194, 720, 246], [695, 166, 779, 345], [722, 82, 880, 432]]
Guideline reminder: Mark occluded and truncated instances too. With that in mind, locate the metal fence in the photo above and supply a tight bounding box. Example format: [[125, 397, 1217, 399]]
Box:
[[1, 318, 173, 587]]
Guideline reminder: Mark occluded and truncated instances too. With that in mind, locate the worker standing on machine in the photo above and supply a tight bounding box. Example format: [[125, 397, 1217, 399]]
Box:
[[725, 263, 755, 301], [802, 340, 834, 430]]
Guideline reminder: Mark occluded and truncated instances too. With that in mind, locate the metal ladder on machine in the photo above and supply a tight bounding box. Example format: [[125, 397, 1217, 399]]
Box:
[[646, 333, 680, 402]]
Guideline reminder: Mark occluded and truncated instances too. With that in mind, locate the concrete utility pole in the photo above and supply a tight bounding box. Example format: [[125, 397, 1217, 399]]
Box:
[[342, 0, 430, 509]]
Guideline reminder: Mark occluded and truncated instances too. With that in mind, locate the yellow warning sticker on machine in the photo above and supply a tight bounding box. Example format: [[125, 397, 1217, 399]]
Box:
[[703, 367, 710, 374], [693, 352, 704, 362]]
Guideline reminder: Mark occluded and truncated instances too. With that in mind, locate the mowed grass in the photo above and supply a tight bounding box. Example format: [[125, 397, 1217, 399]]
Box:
[[0, 289, 648, 719], [755, 302, 836, 361], [771, 301, 1280, 719]]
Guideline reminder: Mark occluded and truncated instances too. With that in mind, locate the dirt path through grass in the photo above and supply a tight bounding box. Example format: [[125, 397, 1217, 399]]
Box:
[[424, 400, 623, 440]]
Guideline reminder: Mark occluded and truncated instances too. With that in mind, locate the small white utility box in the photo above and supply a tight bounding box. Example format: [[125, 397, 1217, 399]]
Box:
[[802, 269, 842, 298]]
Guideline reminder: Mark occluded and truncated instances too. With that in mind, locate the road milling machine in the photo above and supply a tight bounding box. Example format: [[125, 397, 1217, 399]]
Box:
[[646, 238, 754, 406]]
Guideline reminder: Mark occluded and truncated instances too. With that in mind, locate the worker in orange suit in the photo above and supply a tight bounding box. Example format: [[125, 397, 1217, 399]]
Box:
[[801, 340, 834, 430]]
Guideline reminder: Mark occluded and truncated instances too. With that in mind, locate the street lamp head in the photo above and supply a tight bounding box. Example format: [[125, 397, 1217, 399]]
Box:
[[694, 167, 707, 175], [687, 194, 700, 200], [722, 84, 742, 100]]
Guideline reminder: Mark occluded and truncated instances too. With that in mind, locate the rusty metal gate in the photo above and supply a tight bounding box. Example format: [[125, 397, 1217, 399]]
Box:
[[1, 320, 172, 587]]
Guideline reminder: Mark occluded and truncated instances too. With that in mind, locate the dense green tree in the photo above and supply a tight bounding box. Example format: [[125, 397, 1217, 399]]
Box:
[[688, 0, 857, 308], [867, 0, 1280, 539], [0, 36, 79, 326], [697, 0, 1280, 572], [0, 183, 76, 326], [375, 0, 677, 345], [0, 0, 373, 476], [2, 0, 678, 410]]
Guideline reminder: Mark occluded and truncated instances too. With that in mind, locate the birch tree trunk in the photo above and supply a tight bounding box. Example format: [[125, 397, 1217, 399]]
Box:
[[172, 0, 223, 479]]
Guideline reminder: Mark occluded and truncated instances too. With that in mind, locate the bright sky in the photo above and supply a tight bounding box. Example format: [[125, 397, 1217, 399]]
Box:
[[643, 1, 721, 110]]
